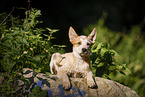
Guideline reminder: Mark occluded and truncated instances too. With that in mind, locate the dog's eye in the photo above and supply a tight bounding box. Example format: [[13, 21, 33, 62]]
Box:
[[78, 42, 81, 45], [87, 43, 90, 45]]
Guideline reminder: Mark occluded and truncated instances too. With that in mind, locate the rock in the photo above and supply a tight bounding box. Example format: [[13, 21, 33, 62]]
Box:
[[16, 68, 139, 97]]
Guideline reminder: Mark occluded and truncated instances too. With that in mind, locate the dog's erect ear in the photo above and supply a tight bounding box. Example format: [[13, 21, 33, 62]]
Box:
[[69, 27, 78, 44], [88, 28, 97, 43]]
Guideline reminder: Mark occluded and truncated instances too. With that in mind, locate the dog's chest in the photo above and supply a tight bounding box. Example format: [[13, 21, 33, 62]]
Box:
[[68, 58, 89, 77], [60, 53, 90, 77], [73, 59, 85, 70]]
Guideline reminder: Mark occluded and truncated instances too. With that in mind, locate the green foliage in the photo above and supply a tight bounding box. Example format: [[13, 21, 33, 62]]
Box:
[[0, 8, 64, 73], [90, 42, 131, 79], [28, 85, 48, 97], [0, 70, 27, 97], [84, 16, 145, 97], [0, 8, 65, 96]]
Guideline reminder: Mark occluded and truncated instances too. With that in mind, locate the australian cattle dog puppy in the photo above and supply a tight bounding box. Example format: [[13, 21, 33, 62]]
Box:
[[50, 27, 97, 90]]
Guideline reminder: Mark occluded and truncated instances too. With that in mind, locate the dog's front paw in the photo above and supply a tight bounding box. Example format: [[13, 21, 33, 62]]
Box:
[[63, 81, 71, 90], [87, 80, 97, 89]]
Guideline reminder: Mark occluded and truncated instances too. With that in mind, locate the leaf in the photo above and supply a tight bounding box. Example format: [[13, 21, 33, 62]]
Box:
[[46, 28, 59, 33], [36, 90, 48, 97], [32, 55, 41, 62], [1, 58, 16, 72], [22, 38, 27, 44], [53, 45, 67, 48], [29, 85, 42, 96], [116, 65, 123, 70], [119, 71, 126, 75], [11, 31, 20, 35], [4, 40, 12, 47], [109, 49, 119, 56], [8, 79, 14, 83], [97, 63, 104, 67], [43, 34, 49, 37], [107, 42, 110, 49], [125, 68, 132, 74], [100, 48, 108, 56], [91, 42, 102, 53], [97, 43, 103, 50]]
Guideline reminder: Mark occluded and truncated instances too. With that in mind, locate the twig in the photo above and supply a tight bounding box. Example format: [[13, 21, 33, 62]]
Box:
[[27, 0, 31, 10], [0, 7, 15, 26]]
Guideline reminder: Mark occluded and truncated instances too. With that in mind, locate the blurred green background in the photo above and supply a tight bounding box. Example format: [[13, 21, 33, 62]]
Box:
[[0, 0, 145, 96]]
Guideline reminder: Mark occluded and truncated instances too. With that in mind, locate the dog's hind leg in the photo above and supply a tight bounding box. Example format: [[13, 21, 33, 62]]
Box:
[[50, 53, 64, 74]]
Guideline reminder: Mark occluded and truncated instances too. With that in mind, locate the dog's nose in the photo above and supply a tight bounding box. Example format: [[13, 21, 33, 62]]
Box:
[[82, 48, 87, 52]]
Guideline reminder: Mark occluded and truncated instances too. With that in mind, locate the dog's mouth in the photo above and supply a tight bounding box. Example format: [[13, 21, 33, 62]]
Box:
[[80, 51, 90, 56], [80, 48, 91, 56]]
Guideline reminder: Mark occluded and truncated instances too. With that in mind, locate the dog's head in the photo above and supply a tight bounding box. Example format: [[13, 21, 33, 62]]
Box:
[[69, 27, 97, 58]]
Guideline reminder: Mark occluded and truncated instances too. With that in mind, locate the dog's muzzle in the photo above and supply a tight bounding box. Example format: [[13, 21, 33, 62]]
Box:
[[80, 48, 90, 56]]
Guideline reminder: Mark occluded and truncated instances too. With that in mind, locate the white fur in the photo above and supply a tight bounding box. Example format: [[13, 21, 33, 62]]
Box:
[[49, 27, 97, 89]]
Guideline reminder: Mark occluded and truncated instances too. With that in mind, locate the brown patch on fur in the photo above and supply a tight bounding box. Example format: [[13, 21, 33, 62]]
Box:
[[71, 36, 87, 45]]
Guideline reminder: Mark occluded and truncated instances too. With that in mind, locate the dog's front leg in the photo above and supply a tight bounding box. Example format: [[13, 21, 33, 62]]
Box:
[[86, 71, 96, 88], [57, 71, 71, 90]]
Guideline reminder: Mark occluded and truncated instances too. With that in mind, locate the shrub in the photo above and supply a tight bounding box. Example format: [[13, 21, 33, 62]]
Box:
[[84, 15, 145, 97], [0, 8, 65, 96], [0, 8, 65, 73]]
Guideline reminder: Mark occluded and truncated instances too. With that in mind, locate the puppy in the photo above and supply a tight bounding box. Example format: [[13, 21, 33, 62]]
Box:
[[50, 27, 97, 90]]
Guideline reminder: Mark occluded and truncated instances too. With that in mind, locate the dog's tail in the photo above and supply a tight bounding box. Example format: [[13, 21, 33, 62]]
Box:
[[50, 53, 63, 74]]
